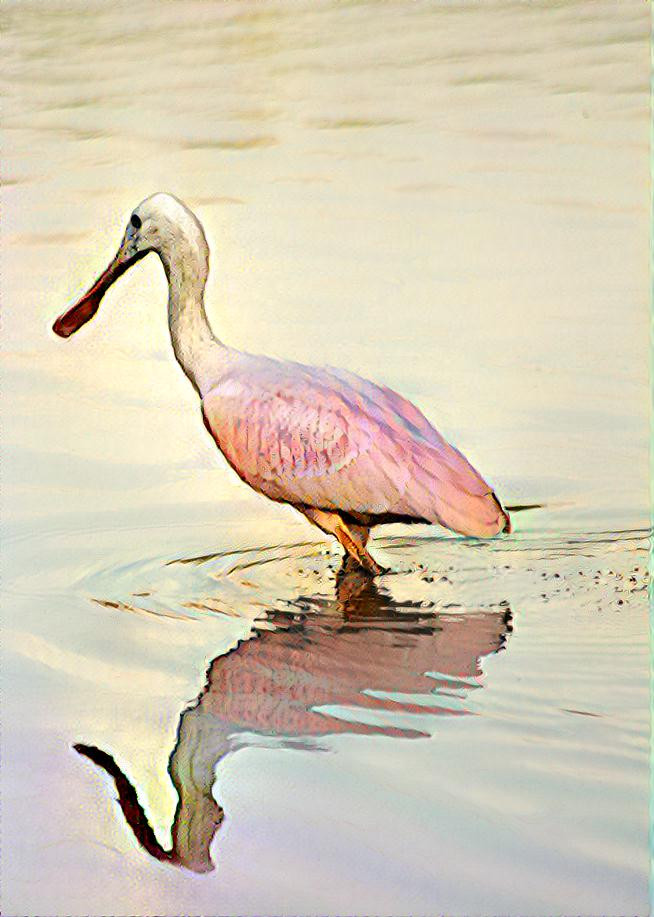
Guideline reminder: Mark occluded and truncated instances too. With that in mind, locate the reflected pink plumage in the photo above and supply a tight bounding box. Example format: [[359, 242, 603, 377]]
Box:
[[202, 351, 509, 537]]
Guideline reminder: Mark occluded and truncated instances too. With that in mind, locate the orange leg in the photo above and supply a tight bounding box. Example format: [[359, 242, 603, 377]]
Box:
[[299, 507, 384, 576]]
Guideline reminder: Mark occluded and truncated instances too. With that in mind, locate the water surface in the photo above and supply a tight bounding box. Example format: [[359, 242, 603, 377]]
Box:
[[2, 1, 650, 915]]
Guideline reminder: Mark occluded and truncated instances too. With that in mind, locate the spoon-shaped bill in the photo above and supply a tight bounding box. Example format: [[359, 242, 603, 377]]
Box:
[[52, 246, 144, 338]]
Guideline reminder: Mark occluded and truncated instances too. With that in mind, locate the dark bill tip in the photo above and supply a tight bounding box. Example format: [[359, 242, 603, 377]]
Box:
[[52, 292, 102, 338]]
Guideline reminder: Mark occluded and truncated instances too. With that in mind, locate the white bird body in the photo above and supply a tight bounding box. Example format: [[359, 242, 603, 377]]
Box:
[[53, 193, 510, 573]]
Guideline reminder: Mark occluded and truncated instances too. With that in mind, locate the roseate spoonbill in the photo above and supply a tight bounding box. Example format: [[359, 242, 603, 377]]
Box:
[[53, 192, 511, 574]]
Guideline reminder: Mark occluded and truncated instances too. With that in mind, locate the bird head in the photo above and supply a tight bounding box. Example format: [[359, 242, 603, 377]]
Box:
[[52, 192, 208, 338]]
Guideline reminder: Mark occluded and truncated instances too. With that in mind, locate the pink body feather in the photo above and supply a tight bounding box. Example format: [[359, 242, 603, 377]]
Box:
[[202, 352, 509, 538]]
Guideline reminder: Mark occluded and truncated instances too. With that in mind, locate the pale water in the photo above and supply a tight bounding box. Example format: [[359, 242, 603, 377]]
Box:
[[1, 2, 650, 915]]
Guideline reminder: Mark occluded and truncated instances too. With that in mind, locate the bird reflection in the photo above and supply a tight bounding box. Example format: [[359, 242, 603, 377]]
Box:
[[74, 562, 512, 873]]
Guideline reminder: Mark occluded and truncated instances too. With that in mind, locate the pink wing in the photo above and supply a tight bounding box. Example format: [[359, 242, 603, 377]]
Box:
[[202, 355, 508, 537]]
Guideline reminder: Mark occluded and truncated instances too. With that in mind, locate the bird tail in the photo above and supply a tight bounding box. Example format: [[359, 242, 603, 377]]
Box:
[[408, 441, 542, 539], [479, 490, 513, 535], [493, 492, 512, 534]]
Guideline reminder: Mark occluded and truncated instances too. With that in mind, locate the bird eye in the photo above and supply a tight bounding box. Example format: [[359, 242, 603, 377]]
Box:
[[130, 213, 142, 230]]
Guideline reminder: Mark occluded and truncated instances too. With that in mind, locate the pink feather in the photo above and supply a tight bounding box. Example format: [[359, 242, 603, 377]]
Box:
[[202, 352, 509, 538]]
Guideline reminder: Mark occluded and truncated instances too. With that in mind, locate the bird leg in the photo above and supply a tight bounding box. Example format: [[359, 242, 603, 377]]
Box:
[[299, 507, 384, 576]]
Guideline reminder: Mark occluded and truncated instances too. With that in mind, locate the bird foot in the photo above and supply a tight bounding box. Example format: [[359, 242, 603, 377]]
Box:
[[353, 553, 387, 577], [367, 559, 386, 577]]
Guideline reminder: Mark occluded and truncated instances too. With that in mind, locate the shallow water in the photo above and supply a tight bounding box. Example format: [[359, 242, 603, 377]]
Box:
[[1, 1, 650, 915]]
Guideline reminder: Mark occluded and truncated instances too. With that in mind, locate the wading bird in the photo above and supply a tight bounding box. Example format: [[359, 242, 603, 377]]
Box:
[[53, 193, 511, 573]]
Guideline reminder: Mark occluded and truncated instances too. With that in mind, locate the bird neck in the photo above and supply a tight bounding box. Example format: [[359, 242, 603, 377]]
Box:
[[159, 235, 222, 395]]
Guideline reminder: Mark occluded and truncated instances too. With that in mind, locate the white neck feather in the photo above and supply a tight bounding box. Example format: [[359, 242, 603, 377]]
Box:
[[158, 231, 223, 396]]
